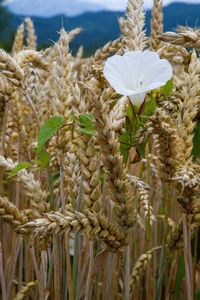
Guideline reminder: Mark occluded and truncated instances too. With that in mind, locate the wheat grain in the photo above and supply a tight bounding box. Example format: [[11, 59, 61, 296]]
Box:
[[0, 156, 49, 213], [150, 0, 163, 50], [12, 23, 25, 54], [25, 18, 37, 50], [160, 26, 200, 49], [122, 0, 147, 51], [0, 49, 24, 87], [13, 281, 38, 300]]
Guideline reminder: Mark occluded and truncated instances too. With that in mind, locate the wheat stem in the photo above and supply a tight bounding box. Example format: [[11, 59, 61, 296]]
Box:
[[0, 242, 7, 300], [183, 215, 194, 300]]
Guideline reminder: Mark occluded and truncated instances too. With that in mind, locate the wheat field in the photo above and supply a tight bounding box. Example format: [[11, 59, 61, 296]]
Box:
[[0, 0, 200, 299]]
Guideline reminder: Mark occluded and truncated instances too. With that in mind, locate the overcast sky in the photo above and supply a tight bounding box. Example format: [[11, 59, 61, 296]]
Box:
[[80, 0, 200, 10], [5, 0, 200, 11]]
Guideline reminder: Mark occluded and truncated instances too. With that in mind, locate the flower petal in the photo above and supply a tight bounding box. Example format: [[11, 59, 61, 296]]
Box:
[[129, 92, 146, 106], [123, 51, 158, 89], [141, 58, 173, 86], [103, 55, 129, 93], [103, 50, 173, 99], [123, 51, 143, 89], [150, 60, 172, 83]]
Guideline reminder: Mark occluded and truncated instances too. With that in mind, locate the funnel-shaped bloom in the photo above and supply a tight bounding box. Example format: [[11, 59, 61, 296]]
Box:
[[103, 50, 173, 105]]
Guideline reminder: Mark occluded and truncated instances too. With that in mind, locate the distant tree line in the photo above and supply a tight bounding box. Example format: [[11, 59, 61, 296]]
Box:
[[0, 0, 12, 50]]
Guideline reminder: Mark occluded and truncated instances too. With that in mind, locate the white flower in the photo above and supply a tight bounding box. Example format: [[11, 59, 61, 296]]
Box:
[[103, 50, 173, 105]]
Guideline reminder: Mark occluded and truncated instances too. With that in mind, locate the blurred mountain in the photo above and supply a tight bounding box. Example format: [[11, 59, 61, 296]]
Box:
[[11, 3, 200, 55], [7, 0, 106, 17]]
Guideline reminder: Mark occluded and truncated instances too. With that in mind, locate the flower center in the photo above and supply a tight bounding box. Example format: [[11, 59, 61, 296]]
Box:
[[137, 81, 143, 88]]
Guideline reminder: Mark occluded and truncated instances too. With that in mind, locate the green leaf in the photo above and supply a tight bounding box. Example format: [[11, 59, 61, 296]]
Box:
[[79, 113, 94, 123], [8, 162, 33, 178], [195, 289, 200, 300], [37, 116, 65, 153], [155, 244, 165, 300], [157, 206, 165, 215], [119, 131, 131, 162], [142, 96, 157, 117], [39, 152, 50, 166], [119, 101, 154, 162], [137, 140, 147, 158], [34, 151, 50, 170], [175, 255, 185, 297], [191, 228, 200, 262], [79, 128, 95, 135], [160, 80, 174, 97], [127, 102, 137, 130], [99, 170, 104, 185], [79, 114, 95, 136], [192, 120, 200, 161]]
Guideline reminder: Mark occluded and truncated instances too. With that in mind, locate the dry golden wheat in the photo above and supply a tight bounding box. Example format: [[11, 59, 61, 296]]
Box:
[[1, 3, 200, 299]]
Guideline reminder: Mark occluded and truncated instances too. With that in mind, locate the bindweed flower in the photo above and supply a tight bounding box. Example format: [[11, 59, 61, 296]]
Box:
[[103, 50, 173, 106]]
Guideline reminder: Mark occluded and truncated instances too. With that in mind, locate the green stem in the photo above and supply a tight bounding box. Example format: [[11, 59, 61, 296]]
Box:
[[125, 243, 130, 300], [155, 183, 170, 300], [73, 176, 83, 300]]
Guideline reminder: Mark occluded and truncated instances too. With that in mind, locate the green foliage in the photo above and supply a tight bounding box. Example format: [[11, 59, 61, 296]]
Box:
[[119, 131, 134, 163], [0, 0, 12, 49], [8, 162, 33, 178], [191, 228, 200, 263], [8, 151, 51, 178], [175, 255, 185, 297], [8, 115, 62, 178], [192, 120, 200, 161], [118, 80, 175, 163], [8, 113, 95, 176], [37, 116, 65, 153], [79, 114, 95, 136], [141, 96, 157, 117], [137, 140, 147, 157], [195, 289, 200, 300], [34, 151, 50, 170], [160, 80, 174, 97], [155, 245, 165, 300], [119, 97, 157, 162], [11, 3, 200, 54]]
